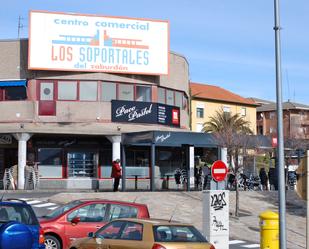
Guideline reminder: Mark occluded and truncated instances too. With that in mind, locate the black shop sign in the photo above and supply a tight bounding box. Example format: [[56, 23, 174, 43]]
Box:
[[111, 100, 180, 127]]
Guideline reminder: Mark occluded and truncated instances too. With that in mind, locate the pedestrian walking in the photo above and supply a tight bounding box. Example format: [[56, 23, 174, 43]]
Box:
[[259, 168, 268, 191], [202, 163, 211, 190], [111, 159, 122, 192], [268, 167, 275, 190], [174, 168, 182, 189]]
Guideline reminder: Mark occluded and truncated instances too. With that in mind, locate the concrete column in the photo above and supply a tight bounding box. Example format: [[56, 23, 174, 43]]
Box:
[[121, 145, 126, 191], [203, 190, 229, 249], [189, 146, 195, 190], [107, 135, 121, 161], [220, 147, 228, 164], [13, 133, 32, 190]]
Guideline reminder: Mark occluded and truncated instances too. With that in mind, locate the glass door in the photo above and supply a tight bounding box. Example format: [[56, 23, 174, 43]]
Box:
[[67, 151, 98, 178]]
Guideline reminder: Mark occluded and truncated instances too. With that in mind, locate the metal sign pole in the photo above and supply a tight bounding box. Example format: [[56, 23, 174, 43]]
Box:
[[273, 0, 287, 248], [307, 150, 309, 249]]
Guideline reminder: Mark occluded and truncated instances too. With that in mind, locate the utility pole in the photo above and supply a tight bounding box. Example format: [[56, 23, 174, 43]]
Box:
[[307, 150, 309, 249], [18, 16, 24, 38], [273, 0, 287, 249]]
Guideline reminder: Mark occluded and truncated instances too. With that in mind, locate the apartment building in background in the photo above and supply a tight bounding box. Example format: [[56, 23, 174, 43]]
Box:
[[254, 98, 309, 139], [190, 82, 258, 134]]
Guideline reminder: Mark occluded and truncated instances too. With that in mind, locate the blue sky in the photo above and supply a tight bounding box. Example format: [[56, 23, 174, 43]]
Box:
[[1, 0, 308, 104]]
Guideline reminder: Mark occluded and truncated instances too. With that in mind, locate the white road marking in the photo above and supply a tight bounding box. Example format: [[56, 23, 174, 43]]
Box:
[[229, 240, 246, 244], [242, 244, 260, 248], [33, 202, 57, 208], [27, 200, 42, 205]]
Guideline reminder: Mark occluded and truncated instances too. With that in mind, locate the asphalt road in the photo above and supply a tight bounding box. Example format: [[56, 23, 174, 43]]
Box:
[[0, 192, 260, 249]]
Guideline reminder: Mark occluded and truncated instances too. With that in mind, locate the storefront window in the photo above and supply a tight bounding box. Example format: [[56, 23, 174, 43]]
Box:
[[166, 90, 174, 106], [101, 82, 116, 102], [80, 81, 97, 101], [126, 147, 150, 177], [119, 84, 134, 101], [157, 87, 165, 104], [194, 148, 218, 166], [156, 147, 185, 178], [100, 148, 112, 178], [58, 81, 77, 100], [38, 148, 63, 178], [136, 85, 151, 102], [4, 87, 27, 100], [68, 152, 97, 178]]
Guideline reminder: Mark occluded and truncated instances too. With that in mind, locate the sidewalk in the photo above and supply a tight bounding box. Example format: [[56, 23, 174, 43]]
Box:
[[48, 190, 306, 249]]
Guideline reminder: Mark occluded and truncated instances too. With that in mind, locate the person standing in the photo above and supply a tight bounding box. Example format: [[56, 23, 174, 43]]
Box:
[[259, 168, 268, 191], [202, 164, 211, 190], [111, 159, 122, 192]]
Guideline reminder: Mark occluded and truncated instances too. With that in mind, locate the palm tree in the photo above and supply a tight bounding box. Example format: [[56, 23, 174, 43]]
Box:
[[203, 110, 253, 135], [203, 110, 253, 217]]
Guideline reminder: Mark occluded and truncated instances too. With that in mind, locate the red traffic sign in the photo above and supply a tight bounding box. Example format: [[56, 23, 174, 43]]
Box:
[[211, 160, 228, 182]]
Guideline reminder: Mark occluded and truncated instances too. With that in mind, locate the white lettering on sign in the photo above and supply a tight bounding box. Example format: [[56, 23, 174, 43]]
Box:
[[203, 190, 229, 249], [115, 105, 136, 117], [115, 104, 153, 121], [155, 132, 171, 143], [0, 135, 12, 144], [29, 11, 169, 75]]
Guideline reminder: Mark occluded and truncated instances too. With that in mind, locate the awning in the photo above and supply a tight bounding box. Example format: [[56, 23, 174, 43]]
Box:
[[0, 80, 27, 87], [122, 131, 272, 149]]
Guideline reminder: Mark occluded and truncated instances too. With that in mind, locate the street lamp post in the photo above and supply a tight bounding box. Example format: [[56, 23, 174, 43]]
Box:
[[273, 0, 287, 249]]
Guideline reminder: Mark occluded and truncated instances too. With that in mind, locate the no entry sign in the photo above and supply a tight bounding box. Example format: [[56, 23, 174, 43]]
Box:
[[211, 160, 228, 182]]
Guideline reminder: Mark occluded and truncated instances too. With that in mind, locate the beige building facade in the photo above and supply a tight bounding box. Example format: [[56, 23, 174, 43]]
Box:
[[0, 39, 195, 190], [190, 82, 257, 134]]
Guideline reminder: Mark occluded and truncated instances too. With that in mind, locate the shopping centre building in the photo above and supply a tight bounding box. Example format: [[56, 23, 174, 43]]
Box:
[[0, 11, 224, 190]]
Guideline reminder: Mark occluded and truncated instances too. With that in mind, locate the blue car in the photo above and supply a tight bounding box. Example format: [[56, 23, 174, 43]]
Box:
[[0, 199, 45, 249]]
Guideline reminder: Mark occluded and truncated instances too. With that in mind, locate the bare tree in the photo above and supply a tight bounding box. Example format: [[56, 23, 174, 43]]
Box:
[[203, 110, 253, 217]]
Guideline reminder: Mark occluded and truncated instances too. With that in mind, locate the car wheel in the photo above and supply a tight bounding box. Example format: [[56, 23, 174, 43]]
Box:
[[45, 235, 61, 249]]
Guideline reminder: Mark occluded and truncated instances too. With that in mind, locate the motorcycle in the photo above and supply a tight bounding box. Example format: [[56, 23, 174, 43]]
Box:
[[246, 174, 262, 191], [287, 171, 297, 190]]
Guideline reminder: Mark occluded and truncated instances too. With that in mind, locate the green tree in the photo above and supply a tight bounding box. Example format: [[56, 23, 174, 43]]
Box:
[[203, 110, 253, 217]]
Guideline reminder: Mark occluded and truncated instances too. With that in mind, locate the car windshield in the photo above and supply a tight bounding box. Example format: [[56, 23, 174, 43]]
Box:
[[153, 225, 207, 243], [42, 200, 83, 219], [0, 204, 38, 225]]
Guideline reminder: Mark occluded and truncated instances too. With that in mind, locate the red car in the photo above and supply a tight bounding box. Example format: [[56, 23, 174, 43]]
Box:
[[40, 199, 150, 249]]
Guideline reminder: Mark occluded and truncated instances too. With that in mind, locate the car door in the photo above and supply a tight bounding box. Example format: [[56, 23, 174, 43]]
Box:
[[106, 204, 138, 221], [94, 220, 125, 249], [64, 203, 108, 245], [100, 221, 148, 249]]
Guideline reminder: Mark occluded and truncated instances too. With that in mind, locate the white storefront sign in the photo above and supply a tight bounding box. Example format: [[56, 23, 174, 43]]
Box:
[[203, 190, 229, 249], [29, 11, 169, 75], [0, 135, 12, 144]]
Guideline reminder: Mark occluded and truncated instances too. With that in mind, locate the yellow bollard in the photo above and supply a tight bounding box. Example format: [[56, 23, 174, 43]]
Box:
[[259, 211, 279, 249]]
